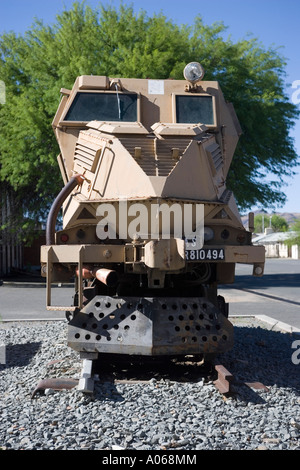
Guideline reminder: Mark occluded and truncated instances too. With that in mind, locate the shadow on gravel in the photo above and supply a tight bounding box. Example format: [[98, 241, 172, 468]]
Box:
[[220, 325, 300, 396], [93, 353, 215, 384], [90, 324, 300, 404], [93, 381, 126, 403], [91, 357, 214, 403], [1, 342, 41, 369]]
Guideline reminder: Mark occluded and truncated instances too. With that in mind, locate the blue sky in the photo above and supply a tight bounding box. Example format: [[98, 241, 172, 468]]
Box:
[[1, 0, 300, 214]]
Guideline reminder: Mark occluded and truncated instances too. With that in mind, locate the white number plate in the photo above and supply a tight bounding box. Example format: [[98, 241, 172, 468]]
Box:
[[185, 248, 225, 261]]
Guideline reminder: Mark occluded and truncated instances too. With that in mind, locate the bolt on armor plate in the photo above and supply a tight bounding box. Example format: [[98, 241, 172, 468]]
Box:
[[68, 296, 234, 356]]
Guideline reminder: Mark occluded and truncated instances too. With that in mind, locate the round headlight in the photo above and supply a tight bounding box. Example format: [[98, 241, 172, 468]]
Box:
[[204, 227, 214, 241], [183, 62, 205, 84]]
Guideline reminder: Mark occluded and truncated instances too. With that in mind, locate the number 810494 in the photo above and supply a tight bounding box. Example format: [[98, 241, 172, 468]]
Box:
[[185, 248, 225, 261]]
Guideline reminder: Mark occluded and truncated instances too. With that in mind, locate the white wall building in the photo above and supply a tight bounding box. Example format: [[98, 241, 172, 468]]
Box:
[[252, 230, 299, 259]]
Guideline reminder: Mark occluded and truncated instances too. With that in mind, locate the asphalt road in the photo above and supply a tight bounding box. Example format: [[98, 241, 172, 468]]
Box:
[[1, 258, 299, 329], [219, 258, 300, 329], [0, 282, 69, 321]]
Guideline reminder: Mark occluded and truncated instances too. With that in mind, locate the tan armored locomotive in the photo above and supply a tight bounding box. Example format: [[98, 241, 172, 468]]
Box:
[[41, 62, 265, 389]]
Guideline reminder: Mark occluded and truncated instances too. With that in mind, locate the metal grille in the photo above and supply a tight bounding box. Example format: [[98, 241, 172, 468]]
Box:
[[120, 137, 191, 177]]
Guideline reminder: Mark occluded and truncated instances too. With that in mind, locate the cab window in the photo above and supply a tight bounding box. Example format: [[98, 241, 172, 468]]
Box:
[[175, 95, 215, 125], [65, 92, 138, 122]]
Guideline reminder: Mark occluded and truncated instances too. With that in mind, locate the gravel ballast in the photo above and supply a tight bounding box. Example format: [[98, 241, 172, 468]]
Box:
[[0, 317, 300, 451]]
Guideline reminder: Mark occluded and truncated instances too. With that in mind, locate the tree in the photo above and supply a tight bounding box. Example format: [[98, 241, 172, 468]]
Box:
[[0, 2, 299, 241], [254, 214, 268, 233], [254, 213, 289, 233], [285, 219, 300, 247], [270, 214, 289, 232]]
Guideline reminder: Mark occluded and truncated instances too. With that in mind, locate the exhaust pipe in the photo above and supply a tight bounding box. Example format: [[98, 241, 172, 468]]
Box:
[[94, 268, 118, 287], [76, 266, 118, 287], [46, 174, 85, 246]]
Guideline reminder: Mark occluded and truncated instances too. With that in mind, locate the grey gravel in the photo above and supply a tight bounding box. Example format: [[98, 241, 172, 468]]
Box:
[[0, 317, 300, 450]]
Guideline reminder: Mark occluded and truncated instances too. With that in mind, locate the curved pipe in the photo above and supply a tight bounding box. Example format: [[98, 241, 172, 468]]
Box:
[[46, 174, 85, 246], [94, 268, 118, 287], [76, 266, 118, 287]]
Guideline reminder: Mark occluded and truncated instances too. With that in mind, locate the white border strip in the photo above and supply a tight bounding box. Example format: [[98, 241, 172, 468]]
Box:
[[1, 318, 65, 323], [230, 314, 300, 334]]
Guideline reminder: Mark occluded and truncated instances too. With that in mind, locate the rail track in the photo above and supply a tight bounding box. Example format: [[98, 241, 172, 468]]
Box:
[[30, 351, 269, 399]]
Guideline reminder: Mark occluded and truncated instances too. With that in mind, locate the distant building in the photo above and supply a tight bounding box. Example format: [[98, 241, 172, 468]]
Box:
[[252, 230, 299, 259]]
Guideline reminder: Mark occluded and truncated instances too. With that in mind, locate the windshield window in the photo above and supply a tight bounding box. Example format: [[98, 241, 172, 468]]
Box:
[[65, 92, 138, 122], [176, 95, 214, 125]]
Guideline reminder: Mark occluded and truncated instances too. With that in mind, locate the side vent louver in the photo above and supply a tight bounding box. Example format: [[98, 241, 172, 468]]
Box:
[[74, 139, 102, 173], [206, 142, 223, 175]]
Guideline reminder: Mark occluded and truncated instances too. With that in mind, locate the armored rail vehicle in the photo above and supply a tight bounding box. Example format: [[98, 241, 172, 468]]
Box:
[[41, 63, 265, 391]]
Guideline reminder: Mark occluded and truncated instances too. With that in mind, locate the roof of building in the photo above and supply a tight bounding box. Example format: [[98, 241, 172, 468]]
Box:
[[252, 231, 298, 245]]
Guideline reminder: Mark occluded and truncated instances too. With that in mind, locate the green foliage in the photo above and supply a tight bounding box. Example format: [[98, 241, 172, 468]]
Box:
[[254, 214, 289, 233], [0, 1, 299, 239], [285, 219, 300, 247], [291, 219, 300, 232], [253, 214, 266, 233], [270, 214, 289, 232]]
